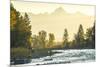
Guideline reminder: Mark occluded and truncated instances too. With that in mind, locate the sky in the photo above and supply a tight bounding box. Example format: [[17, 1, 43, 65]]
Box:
[[11, 1, 95, 41]]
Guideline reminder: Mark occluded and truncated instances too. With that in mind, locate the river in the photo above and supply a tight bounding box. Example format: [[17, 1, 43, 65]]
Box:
[[11, 49, 95, 67]]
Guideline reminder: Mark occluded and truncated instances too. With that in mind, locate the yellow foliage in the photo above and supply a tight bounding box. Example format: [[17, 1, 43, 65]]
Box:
[[10, 10, 16, 30]]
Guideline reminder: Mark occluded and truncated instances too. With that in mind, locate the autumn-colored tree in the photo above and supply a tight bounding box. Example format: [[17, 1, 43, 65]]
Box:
[[10, 3, 32, 48], [10, 3, 21, 47]]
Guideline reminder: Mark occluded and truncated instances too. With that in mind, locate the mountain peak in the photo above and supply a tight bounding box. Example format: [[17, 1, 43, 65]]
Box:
[[53, 7, 66, 14]]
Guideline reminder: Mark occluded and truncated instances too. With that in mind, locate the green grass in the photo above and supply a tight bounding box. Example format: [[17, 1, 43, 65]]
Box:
[[11, 47, 32, 59]]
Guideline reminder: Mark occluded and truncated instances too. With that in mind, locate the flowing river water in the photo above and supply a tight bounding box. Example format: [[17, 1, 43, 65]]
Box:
[[11, 49, 95, 67]]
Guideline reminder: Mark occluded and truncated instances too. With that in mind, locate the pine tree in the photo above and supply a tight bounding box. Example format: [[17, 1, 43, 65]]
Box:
[[10, 3, 32, 48], [74, 24, 84, 48], [63, 28, 69, 48], [85, 22, 95, 49]]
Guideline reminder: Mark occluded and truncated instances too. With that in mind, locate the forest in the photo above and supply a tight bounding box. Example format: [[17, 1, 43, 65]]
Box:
[[10, 3, 95, 64]]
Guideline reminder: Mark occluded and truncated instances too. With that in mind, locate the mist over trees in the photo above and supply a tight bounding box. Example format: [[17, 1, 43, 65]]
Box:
[[31, 24, 95, 49], [10, 3, 95, 50]]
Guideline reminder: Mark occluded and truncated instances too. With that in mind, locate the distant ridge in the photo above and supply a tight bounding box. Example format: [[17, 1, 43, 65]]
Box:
[[52, 7, 67, 15], [26, 7, 67, 15]]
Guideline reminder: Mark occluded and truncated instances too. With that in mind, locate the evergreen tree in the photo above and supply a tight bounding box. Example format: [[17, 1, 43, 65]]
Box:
[[74, 24, 84, 48], [63, 28, 69, 48], [10, 3, 32, 48], [85, 22, 95, 48], [92, 23, 95, 48], [10, 3, 21, 47]]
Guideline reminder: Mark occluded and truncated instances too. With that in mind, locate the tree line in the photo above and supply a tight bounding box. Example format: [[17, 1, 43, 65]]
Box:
[[10, 3, 95, 50], [32, 23, 95, 49]]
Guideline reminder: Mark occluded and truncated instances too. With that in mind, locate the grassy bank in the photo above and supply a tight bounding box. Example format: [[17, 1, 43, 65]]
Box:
[[11, 47, 32, 65], [31, 48, 62, 58]]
